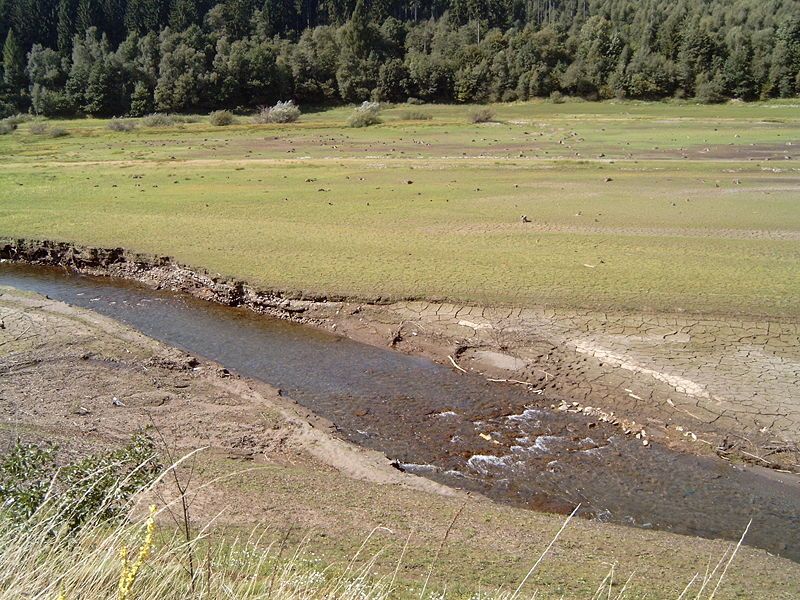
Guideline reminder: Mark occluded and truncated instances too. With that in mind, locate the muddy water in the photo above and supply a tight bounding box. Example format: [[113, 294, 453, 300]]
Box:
[[2, 263, 799, 561]]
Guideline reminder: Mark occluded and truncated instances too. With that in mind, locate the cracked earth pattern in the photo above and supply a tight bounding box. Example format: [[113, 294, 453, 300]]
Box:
[[336, 301, 800, 455]]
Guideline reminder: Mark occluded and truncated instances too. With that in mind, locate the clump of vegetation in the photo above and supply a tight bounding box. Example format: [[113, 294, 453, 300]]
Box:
[[0, 434, 160, 529], [348, 101, 382, 128], [254, 100, 301, 124], [108, 118, 137, 132], [3, 113, 33, 126], [397, 109, 432, 121], [28, 122, 69, 137], [468, 108, 496, 123], [209, 109, 236, 126], [406, 97, 425, 105], [28, 122, 49, 134], [0, 120, 17, 135], [549, 90, 565, 104], [141, 113, 197, 127], [142, 113, 178, 127]]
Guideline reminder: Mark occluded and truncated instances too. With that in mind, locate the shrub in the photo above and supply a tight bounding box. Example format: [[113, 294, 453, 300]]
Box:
[[467, 107, 495, 123], [0, 440, 55, 523], [0, 101, 16, 119], [47, 126, 69, 138], [397, 109, 432, 120], [348, 101, 382, 128], [0, 434, 159, 529], [142, 113, 177, 127], [0, 120, 17, 135], [3, 113, 33, 125], [29, 122, 49, 134], [406, 97, 425, 105], [108, 118, 137, 132], [549, 90, 565, 104], [28, 122, 67, 137], [209, 110, 236, 126], [253, 100, 301, 124]]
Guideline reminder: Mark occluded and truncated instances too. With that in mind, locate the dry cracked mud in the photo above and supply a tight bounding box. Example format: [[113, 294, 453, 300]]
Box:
[[332, 301, 800, 472]]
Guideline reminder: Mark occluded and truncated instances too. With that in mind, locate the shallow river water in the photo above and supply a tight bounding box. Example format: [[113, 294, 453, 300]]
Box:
[[1, 263, 799, 561]]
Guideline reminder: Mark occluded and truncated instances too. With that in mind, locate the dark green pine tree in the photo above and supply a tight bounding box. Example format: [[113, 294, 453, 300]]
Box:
[[169, 0, 201, 31], [257, 0, 298, 37], [76, 0, 98, 33], [2, 29, 25, 93], [124, 0, 164, 35], [222, 0, 259, 39], [56, 0, 75, 55]]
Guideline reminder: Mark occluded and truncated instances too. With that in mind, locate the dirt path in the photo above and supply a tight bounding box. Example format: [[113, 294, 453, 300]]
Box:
[[3, 285, 800, 599]]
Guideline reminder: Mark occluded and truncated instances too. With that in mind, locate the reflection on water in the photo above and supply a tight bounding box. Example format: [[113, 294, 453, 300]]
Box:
[[1, 263, 798, 561]]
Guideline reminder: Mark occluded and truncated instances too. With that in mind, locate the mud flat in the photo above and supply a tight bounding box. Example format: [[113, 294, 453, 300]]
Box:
[[3, 285, 800, 598]]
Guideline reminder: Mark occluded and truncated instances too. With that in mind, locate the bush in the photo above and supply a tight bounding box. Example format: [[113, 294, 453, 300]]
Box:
[[47, 126, 69, 138], [28, 122, 67, 137], [0, 434, 159, 529], [406, 97, 425, 105], [0, 120, 17, 135], [253, 100, 301, 124], [549, 90, 565, 104], [3, 113, 32, 125], [209, 110, 236, 126], [142, 113, 177, 127], [348, 101, 382, 128], [467, 108, 496, 123], [397, 110, 432, 121], [0, 101, 16, 119], [108, 118, 136, 132], [29, 122, 49, 134]]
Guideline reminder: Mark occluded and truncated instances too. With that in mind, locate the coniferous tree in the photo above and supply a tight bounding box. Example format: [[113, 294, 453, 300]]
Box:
[[2, 29, 25, 94], [56, 0, 76, 54]]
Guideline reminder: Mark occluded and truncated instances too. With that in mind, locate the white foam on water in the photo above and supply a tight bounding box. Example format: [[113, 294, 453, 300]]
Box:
[[507, 408, 544, 423], [399, 463, 439, 474], [531, 435, 563, 453], [467, 454, 513, 475]]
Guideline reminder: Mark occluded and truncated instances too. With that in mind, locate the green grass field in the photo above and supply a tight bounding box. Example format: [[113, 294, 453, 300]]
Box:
[[1, 100, 798, 317]]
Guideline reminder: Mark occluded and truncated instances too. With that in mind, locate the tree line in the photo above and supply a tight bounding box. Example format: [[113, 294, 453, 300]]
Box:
[[1, 0, 799, 117]]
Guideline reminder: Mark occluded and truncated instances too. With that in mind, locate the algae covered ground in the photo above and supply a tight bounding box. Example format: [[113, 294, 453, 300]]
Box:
[[1, 100, 799, 317]]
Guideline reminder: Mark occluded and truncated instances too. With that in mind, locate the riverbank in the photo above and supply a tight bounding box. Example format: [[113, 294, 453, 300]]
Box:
[[3, 238, 798, 477], [2, 284, 800, 598]]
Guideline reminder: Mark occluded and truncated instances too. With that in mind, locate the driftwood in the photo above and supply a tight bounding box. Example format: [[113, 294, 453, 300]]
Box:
[[486, 378, 544, 394], [447, 355, 467, 373]]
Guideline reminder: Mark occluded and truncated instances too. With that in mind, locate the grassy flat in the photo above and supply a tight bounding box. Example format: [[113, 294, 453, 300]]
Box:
[[1, 100, 798, 316]]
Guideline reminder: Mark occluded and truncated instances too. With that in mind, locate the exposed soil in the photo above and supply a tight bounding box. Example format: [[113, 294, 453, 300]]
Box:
[[2, 237, 797, 477], [3, 285, 800, 599]]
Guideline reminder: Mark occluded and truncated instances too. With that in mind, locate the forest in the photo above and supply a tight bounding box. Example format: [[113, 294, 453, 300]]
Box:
[[1, 0, 799, 117]]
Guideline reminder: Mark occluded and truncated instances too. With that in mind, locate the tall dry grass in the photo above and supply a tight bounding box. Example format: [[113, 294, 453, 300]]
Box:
[[0, 454, 753, 600]]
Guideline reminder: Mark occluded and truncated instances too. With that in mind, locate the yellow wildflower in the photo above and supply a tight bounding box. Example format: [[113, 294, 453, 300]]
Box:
[[117, 505, 157, 600]]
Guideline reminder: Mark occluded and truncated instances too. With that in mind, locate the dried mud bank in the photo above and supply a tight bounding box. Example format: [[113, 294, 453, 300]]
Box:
[[5, 288, 800, 598], [2, 237, 799, 473]]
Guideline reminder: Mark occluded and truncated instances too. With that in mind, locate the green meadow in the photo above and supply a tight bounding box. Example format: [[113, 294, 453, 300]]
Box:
[[1, 100, 798, 316]]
